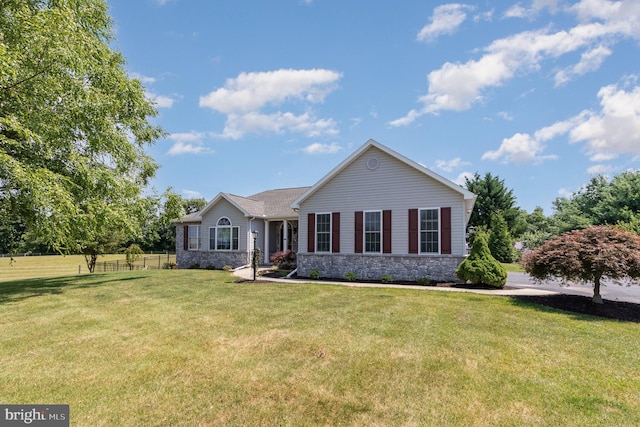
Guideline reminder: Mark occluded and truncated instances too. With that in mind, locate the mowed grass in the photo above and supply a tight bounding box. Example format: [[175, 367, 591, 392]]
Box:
[[0, 254, 125, 282], [1, 270, 639, 426]]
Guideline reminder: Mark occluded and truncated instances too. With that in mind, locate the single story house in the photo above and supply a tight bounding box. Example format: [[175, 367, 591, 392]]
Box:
[[174, 139, 476, 282]]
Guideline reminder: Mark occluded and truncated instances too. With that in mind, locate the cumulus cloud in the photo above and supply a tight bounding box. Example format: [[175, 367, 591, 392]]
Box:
[[504, 0, 560, 19], [453, 171, 474, 186], [146, 92, 175, 109], [303, 142, 343, 154], [166, 132, 213, 156], [484, 79, 640, 165], [569, 82, 640, 161], [482, 133, 559, 163], [200, 68, 342, 139], [434, 157, 470, 172], [417, 4, 474, 42], [554, 45, 612, 86], [392, 0, 640, 126]]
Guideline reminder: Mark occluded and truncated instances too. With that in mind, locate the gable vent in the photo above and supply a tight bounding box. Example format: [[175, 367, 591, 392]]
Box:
[[366, 157, 379, 170]]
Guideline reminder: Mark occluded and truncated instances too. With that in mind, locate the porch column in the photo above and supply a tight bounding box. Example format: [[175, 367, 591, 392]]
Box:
[[263, 220, 270, 263], [283, 219, 289, 252]]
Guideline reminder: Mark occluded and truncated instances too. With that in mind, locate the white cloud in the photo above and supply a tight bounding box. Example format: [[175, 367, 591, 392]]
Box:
[[482, 132, 558, 163], [498, 111, 514, 121], [554, 45, 612, 85], [434, 157, 470, 172], [569, 82, 640, 161], [392, 0, 640, 126], [146, 92, 175, 109], [200, 68, 342, 139], [453, 171, 474, 186], [417, 4, 474, 42], [485, 79, 640, 165], [131, 73, 156, 84], [504, 4, 528, 19], [587, 164, 612, 174], [303, 142, 343, 154], [504, 0, 560, 19], [557, 187, 574, 198], [166, 132, 213, 156]]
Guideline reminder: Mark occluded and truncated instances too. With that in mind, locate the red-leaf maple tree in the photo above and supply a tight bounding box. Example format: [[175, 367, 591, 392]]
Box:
[[521, 226, 640, 303]]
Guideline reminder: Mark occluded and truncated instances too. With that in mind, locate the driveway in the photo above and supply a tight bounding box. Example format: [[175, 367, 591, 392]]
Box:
[[508, 272, 640, 303]]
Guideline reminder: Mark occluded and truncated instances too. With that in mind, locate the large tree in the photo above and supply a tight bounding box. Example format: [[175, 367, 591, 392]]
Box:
[[0, 0, 163, 254], [521, 226, 640, 304], [551, 172, 640, 233], [464, 172, 524, 236]]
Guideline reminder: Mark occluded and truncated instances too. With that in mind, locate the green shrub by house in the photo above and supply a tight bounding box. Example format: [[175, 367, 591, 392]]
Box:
[[456, 232, 507, 288]]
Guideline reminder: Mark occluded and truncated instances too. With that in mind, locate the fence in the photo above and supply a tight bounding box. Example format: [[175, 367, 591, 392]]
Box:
[[93, 254, 176, 273]]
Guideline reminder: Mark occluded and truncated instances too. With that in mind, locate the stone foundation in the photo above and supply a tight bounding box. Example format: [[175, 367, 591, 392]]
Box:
[[177, 250, 249, 270], [297, 253, 464, 282]]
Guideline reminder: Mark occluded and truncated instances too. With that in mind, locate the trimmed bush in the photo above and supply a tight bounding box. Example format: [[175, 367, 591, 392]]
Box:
[[344, 272, 357, 282], [456, 232, 507, 288], [309, 269, 320, 280], [269, 249, 296, 269]]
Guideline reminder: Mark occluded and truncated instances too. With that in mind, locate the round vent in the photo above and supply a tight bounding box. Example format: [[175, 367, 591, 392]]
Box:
[[366, 157, 379, 170]]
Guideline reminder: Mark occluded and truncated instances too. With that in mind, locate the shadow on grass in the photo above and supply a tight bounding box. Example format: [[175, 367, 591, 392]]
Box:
[[0, 274, 146, 304], [507, 294, 640, 323]]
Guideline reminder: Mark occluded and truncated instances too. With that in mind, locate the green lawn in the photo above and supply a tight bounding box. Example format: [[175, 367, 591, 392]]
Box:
[[1, 270, 638, 426], [0, 254, 125, 282]]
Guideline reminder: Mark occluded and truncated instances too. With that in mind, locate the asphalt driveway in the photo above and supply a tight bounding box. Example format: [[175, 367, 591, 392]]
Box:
[[507, 272, 640, 303]]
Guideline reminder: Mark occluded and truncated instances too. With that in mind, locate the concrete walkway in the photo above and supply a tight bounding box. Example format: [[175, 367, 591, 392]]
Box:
[[233, 266, 558, 297]]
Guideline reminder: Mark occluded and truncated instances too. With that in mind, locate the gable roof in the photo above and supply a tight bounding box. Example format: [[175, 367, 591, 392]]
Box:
[[291, 139, 477, 221], [173, 187, 310, 223]]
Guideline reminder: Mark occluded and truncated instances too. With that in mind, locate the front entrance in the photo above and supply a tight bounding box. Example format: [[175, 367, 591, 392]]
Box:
[[278, 221, 298, 252]]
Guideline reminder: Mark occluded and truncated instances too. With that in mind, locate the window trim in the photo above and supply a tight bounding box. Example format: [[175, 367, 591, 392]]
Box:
[[315, 212, 332, 253], [419, 207, 440, 254], [209, 217, 239, 251], [363, 210, 382, 253], [188, 225, 201, 251]]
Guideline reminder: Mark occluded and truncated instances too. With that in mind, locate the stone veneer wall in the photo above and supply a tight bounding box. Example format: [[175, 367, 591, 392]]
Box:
[[176, 225, 249, 269], [297, 253, 464, 282]]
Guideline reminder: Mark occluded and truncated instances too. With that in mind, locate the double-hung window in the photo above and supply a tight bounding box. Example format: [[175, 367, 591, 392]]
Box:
[[209, 218, 239, 251], [316, 213, 331, 252], [188, 225, 201, 250], [420, 208, 439, 253], [364, 211, 381, 253]]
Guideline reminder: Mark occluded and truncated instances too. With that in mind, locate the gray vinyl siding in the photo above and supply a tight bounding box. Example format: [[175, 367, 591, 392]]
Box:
[[200, 198, 249, 252], [298, 146, 467, 256]]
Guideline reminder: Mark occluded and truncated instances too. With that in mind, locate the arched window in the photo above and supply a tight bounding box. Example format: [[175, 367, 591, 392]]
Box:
[[209, 217, 239, 251]]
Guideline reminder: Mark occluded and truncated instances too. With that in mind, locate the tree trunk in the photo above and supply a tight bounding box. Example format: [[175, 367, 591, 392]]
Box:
[[592, 274, 603, 304]]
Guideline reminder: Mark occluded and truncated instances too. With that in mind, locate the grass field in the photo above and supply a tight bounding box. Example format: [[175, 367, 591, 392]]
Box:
[[0, 254, 174, 282], [1, 268, 639, 426]]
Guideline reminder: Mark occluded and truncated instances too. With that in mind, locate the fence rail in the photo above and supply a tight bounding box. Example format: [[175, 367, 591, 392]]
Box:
[[93, 254, 176, 273]]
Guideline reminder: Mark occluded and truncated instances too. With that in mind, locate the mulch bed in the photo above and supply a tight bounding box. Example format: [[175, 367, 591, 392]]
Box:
[[510, 294, 640, 323]]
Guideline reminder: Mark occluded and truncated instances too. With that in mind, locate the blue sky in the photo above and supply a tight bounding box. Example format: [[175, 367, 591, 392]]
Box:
[[107, 0, 640, 214]]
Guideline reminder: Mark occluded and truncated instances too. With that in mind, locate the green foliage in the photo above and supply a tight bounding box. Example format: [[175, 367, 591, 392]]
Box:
[[381, 274, 393, 283], [550, 172, 640, 234], [269, 250, 296, 269], [488, 213, 515, 263], [464, 172, 523, 236], [162, 261, 177, 270], [222, 265, 233, 272], [309, 268, 320, 280], [521, 226, 640, 303], [456, 233, 507, 288], [124, 244, 144, 270], [344, 272, 357, 282], [416, 277, 432, 286], [0, 0, 163, 254]]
